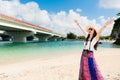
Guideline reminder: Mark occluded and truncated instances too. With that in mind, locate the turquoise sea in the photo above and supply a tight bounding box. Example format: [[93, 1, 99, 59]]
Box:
[[0, 40, 120, 64]]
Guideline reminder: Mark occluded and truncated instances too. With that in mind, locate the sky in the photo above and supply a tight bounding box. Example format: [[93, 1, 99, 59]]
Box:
[[0, 0, 120, 36]]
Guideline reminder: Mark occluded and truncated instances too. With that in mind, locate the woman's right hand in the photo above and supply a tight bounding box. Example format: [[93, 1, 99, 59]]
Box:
[[74, 19, 77, 22], [74, 19, 86, 36], [74, 19, 79, 25]]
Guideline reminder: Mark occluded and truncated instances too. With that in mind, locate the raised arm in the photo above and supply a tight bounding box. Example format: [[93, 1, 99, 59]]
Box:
[[74, 20, 86, 36], [95, 19, 114, 41], [98, 19, 114, 35]]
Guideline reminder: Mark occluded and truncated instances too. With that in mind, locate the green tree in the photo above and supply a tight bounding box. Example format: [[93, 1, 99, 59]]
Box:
[[117, 12, 120, 16], [77, 36, 85, 40], [100, 36, 113, 40], [67, 32, 77, 39]]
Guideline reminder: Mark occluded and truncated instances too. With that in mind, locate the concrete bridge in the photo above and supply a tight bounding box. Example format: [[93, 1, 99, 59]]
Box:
[[0, 14, 63, 42]]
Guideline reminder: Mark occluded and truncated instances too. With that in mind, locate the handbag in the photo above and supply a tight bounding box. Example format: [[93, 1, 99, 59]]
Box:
[[83, 50, 89, 57]]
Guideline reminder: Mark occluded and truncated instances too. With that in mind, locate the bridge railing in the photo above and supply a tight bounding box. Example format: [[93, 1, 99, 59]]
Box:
[[0, 14, 53, 33]]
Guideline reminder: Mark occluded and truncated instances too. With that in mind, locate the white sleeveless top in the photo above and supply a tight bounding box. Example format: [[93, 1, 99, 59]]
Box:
[[84, 34, 98, 51]]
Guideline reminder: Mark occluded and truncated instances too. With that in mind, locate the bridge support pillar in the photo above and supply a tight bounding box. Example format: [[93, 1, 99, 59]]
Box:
[[56, 37, 63, 41], [35, 34, 51, 41], [5, 31, 34, 42], [48, 36, 59, 41]]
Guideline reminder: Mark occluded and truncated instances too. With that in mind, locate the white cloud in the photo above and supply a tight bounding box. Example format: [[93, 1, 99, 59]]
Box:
[[0, 0, 50, 25], [99, 0, 120, 9], [76, 8, 82, 12], [0, 0, 113, 36]]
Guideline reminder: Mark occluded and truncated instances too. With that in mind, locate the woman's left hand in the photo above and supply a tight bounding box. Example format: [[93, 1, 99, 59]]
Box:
[[105, 19, 114, 26]]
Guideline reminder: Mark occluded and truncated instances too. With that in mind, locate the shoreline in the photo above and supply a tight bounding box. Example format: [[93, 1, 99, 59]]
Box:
[[0, 48, 120, 80]]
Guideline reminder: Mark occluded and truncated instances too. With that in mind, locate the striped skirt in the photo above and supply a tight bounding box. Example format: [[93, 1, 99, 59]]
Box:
[[78, 50, 104, 80]]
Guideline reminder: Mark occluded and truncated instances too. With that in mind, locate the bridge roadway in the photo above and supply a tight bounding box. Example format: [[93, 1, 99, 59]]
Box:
[[0, 14, 63, 42]]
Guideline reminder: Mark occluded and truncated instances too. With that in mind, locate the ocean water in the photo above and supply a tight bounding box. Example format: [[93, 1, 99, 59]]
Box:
[[0, 40, 119, 63]]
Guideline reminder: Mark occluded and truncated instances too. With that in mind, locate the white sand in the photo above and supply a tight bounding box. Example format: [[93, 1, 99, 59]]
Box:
[[0, 48, 120, 80]]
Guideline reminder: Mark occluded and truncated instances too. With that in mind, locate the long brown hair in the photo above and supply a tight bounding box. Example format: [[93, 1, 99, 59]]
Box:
[[85, 30, 99, 50]]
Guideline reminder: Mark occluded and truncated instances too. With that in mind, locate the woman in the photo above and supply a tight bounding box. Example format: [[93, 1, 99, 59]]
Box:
[[74, 19, 114, 80]]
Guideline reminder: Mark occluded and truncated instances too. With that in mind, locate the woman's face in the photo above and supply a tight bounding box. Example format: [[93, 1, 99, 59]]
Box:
[[88, 28, 94, 35]]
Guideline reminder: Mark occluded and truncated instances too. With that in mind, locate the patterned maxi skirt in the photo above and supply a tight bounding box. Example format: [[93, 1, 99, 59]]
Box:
[[78, 50, 104, 80]]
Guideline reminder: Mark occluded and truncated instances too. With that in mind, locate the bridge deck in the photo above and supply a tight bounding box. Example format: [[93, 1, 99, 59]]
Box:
[[0, 14, 53, 33]]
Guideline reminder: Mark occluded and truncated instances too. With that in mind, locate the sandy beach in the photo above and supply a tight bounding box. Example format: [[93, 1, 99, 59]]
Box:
[[0, 48, 120, 80]]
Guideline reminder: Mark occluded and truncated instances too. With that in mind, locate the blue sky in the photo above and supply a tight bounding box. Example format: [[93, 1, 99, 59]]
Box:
[[0, 0, 120, 36], [20, 0, 119, 19]]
